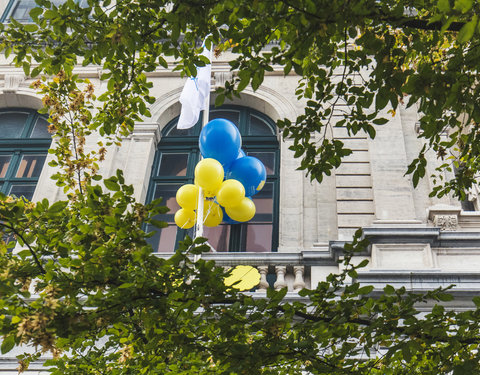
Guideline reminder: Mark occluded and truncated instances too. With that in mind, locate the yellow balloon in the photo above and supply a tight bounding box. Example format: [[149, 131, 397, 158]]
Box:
[[216, 179, 245, 208], [194, 158, 224, 195], [174, 208, 196, 229], [226, 197, 256, 222], [203, 200, 223, 227], [195, 179, 216, 198], [224, 265, 261, 291], [176, 184, 199, 210], [204, 189, 217, 198]]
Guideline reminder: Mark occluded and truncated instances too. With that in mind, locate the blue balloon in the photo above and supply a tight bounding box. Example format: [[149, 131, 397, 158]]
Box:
[[199, 119, 242, 167], [224, 149, 246, 178], [221, 207, 240, 224], [226, 156, 266, 197]]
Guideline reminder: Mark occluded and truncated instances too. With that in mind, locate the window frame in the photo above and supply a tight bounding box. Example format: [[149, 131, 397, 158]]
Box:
[[1, 0, 16, 23], [146, 105, 280, 252], [0, 108, 51, 200]]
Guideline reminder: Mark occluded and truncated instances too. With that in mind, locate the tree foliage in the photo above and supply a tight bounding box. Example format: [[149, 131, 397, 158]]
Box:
[[1, 0, 480, 373], [2, 0, 480, 197]]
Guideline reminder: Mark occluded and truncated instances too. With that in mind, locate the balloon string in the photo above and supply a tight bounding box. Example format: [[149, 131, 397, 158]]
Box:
[[202, 202, 214, 225]]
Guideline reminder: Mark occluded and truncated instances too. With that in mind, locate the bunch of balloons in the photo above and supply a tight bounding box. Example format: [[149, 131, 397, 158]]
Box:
[[174, 118, 267, 229]]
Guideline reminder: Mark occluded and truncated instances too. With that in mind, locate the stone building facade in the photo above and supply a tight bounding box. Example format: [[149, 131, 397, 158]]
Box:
[[2, 1, 480, 373]]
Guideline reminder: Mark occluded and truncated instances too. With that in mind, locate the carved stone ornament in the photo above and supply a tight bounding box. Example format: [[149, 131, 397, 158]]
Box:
[[467, 183, 480, 203], [433, 214, 458, 231], [213, 71, 232, 88], [3, 73, 25, 93]]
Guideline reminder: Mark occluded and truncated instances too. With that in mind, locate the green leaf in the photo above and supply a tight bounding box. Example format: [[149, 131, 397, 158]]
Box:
[[366, 125, 376, 139], [437, 292, 454, 301], [358, 285, 374, 294], [104, 179, 120, 191], [472, 296, 480, 307], [402, 343, 412, 362], [457, 15, 477, 43], [237, 70, 251, 92], [104, 216, 117, 226], [357, 259, 369, 268], [30, 66, 42, 77], [454, 0, 473, 13], [24, 24, 38, 33], [375, 89, 389, 110], [372, 118, 388, 125], [1, 336, 15, 354], [29, 7, 43, 20], [118, 283, 135, 289], [215, 93, 225, 107], [348, 269, 358, 279], [384, 285, 395, 295], [437, 0, 450, 12], [48, 201, 68, 214], [150, 219, 167, 229], [43, 9, 58, 19], [22, 62, 30, 77]]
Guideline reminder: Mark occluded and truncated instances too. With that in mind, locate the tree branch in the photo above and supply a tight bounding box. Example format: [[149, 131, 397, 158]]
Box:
[[0, 221, 46, 275]]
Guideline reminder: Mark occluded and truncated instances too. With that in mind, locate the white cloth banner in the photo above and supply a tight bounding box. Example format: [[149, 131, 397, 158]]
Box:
[[177, 43, 212, 129]]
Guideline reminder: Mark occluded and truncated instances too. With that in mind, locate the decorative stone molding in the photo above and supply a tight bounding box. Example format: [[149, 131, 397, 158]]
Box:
[[213, 71, 232, 88], [131, 123, 161, 143], [457, 211, 480, 229], [427, 204, 461, 231], [357, 271, 480, 299], [433, 214, 458, 231], [3, 73, 25, 93]]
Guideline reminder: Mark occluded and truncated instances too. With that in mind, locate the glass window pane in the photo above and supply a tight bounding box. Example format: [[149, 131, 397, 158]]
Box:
[[10, 0, 36, 22], [30, 117, 51, 138], [166, 121, 200, 136], [252, 182, 273, 215], [9, 184, 36, 200], [246, 223, 272, 252], [247, 152, 275, 175], [147, 224, 178, 253], [204, 225, 231, 252], [157, 153, 188, 176], [210, 110, 240, 127], [0, 112, 28, 138], [0, 156, 11, 178], [248, 115, 274, 135], [153, 184, 182, 215], [15, 154, 46, 178]]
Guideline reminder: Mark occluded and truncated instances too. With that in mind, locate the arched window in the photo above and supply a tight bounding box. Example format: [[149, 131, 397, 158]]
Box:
[[146, 106, 279, 252], [0, 109, 51, 200]]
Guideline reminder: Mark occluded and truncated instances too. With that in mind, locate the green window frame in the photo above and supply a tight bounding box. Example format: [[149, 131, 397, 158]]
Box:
[[0, 108, 51, 200], [146, 105, 280, 253]]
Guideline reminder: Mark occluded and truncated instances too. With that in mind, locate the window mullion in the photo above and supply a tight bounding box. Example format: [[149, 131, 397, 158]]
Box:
[[0, 0, 16, 22]]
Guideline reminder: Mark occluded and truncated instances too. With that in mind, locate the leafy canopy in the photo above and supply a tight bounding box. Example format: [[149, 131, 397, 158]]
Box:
[[2, 0, 480, 197], [1, 0, 480, 374]]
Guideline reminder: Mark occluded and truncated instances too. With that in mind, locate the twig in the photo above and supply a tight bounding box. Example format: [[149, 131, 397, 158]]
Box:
[[0, 222, 46, 274]]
